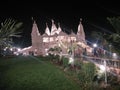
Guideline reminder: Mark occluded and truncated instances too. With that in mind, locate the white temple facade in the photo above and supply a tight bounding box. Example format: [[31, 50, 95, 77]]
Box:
[[20, 18, 92, 56]]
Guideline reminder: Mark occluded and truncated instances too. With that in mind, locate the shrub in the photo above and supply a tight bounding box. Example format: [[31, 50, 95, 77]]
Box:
[[78, 62, 96, 89], [62, 57, 69, 68]]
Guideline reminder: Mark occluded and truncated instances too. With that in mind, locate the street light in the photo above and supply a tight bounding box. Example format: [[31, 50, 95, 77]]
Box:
[[99, 60, 107, 87], [109, 44, 112, 58], [93, 43, 97, 56], [104, 60, 107, 85], [113, 53, 117, 59], [93, 43, 97, 48]]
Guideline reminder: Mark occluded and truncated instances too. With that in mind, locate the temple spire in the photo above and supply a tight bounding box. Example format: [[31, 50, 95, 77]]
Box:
[[31, 18, 40, 36], [45, 23, 50, 36], [51, 19, 57, 35], [77, 18, 85, 42], [57, 22, 62, 34]]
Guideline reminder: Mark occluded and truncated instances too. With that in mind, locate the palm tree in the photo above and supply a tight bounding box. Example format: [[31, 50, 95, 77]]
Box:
[[107, 17, 120, 43], [107, 17, 120, 53], [0, 18, 23, 55], [91, 31, 108, 49]]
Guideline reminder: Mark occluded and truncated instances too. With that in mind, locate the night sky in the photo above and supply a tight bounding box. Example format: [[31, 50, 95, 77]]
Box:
[[0, 1, 120, 48]]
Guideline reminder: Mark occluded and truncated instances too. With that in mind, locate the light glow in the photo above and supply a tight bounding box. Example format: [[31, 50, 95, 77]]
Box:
[[100, 65, 105, 72], [69, 57, 74, 64], [17, 48, 21, 52], [93, 43, 97, 47], [113, 53, 117, 57]]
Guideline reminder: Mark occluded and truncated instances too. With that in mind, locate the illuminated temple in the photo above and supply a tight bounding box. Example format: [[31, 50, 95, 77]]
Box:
[[20, 18, 92, 56]]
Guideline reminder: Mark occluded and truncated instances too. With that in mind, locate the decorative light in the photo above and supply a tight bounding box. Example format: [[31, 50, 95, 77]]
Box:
[[93, 43, 97, 48], [113, 53, 117, 57], [99, 65, 105, 73], [113, 53, 117, 59], [17, 48, 21, 52], [69, 57, 74, 64], [4, 47, 8, 51], [10, 48, 13, 51]]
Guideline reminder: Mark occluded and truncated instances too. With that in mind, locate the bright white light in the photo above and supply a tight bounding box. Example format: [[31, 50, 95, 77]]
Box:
[[4, 48, 6, 51], [113, 53, 117, 57], [14, 52, 19, 56], [69, 57, 74, 64], [10, 48, 13, 51], [93, 43, 97, 47], [112, 53, 117, 59], [100, 65, 105, 71], [17, 48, 21, 52], [4, 47, 8, 51], [20, 46, 32, 51]]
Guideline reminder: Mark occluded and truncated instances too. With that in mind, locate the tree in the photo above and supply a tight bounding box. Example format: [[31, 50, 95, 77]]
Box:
[[91, 31, 108, 50], [0, 18, 23, 55], [107, 17, 120, 42], [107, 17, 120, 53]]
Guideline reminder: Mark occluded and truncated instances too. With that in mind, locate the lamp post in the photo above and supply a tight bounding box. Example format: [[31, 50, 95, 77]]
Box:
[[93, 43, 97, 57], [109, 44, 112, 59], [93, 43, 97, 48], [100, 60, 107, 87], [104, 60, 107, 86]]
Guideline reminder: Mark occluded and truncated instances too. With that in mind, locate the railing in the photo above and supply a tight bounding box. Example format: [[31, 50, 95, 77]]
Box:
[[80, 55, 120, 77]]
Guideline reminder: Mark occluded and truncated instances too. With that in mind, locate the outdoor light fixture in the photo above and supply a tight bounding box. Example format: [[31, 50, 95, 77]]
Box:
[[4, 47, 8, 51], [113, 53, 117, 59], [99, 65, 105, 73], [10, 48, 13, 51], [113, 53, 117, 57], [99, 60, 107, 86], [17, 48, 21, 52], [93, 43, 97, 48], [69, 56, 74, 64]]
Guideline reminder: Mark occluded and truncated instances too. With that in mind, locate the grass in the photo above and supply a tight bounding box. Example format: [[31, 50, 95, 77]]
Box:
[[0, 56, 81, 90]]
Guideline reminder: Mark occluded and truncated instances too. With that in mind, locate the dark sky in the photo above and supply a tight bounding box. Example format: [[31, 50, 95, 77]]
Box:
[[0, 1, 120, 47]]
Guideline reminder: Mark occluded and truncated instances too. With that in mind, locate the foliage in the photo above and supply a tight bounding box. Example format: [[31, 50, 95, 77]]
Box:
[[48, 46, 62, 54], [78, 62, 96, 89], [48, 48, 54, 52], [107, 73, 119, 86], [91, 31, 109, 49], [91, 16, 120, 54], [107, 17, 120, 34], [62, 57, 69, 68], [107, 17, 120, 53], [54, 46, 62, 53], [107, 17, 120, 42], [0, 18, 23, 45]]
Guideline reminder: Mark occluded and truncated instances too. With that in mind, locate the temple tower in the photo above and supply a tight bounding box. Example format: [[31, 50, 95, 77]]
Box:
[[51, 19, 58, 35], [31, 19, 43, 55], [77, 18, 86, 43]]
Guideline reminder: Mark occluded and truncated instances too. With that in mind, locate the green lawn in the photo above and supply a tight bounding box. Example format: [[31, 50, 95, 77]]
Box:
[[0, 56, 81, 90]]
